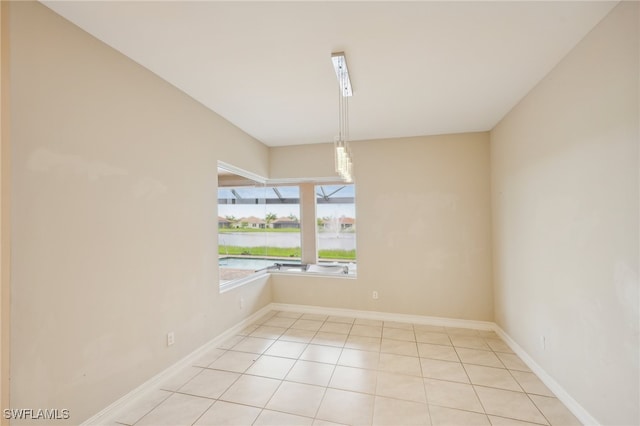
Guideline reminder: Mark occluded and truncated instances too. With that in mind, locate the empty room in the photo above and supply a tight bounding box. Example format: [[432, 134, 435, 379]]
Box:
[[1, 1, 638, 426]]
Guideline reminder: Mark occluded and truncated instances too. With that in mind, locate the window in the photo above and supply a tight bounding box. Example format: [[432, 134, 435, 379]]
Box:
[[316, 184, 356, 266], [218, 165, 356, 287]]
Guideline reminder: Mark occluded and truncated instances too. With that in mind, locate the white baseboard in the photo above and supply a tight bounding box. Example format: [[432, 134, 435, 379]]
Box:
[[81, 304, 275, 426], [83, 302, 598, 426], [270, 303, 495, 331], [493, 325, 600, 426]]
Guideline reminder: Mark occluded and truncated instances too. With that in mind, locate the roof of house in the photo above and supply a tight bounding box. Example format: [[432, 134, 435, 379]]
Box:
[[241, 216, 265, 224], [273, 217, 298, 223]]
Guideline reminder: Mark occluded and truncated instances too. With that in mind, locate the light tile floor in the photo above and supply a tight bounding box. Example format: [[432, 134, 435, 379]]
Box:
[[114, 310, 582, 426]]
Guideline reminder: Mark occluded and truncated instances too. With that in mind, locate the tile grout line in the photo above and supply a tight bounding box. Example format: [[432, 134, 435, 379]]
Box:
[[275, 310, 337, 425], [224, 310, 281, 426], [525, 389, 554, 426], [482, 332, 551, 426], [414, 323, 436, 426], [126, 388, 174, 425], [187, 398, 215, 426], [456, 342, 493, 425], [307, 312, 343, 425]]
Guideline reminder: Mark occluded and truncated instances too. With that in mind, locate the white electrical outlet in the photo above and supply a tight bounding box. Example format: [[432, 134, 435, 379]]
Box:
[[541, 335, 546, 350], [167, 332, 175, 346], [372, 291, 379, 300], [239, 296, 245, 309]]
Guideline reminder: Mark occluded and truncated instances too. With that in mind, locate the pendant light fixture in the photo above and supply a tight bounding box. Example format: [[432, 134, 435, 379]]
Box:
[[331, 52, 354, 182]]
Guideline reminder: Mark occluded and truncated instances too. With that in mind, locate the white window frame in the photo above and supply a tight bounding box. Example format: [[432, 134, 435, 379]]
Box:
[[217, 162, 356, 292]]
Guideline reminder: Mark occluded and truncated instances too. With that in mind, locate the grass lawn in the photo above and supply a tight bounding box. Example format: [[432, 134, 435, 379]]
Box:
[[218, 246, 356, 261], [219, 228, 301, 233], [219, 246, 300, 258]]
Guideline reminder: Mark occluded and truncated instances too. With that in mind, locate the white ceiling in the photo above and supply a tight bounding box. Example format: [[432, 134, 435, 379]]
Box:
[[42, 1, 616, 147]]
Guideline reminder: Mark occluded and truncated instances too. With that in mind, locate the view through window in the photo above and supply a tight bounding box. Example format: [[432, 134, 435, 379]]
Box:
[[218, 167, 356, 286], [316, 184, 356, 263]]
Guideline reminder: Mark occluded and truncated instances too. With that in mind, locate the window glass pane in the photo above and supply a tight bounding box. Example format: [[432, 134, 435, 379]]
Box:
[[316, 184, 356, 267], [218, 179, 301, 286]]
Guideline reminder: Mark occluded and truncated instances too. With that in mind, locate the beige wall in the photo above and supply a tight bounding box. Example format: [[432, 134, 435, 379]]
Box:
[[1, 1, 10, 423], [10, 2, 271, 423], [491, 3, 639, 425], [271, 133, 494, 321], [270, 143, 335, 180]]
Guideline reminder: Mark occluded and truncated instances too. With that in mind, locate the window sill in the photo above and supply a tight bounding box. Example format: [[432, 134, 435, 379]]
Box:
[[268, 262, 357, 278], [269, 270, 357, 279], [219, 266, 356, 292], [220, 270, 269, 294]]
